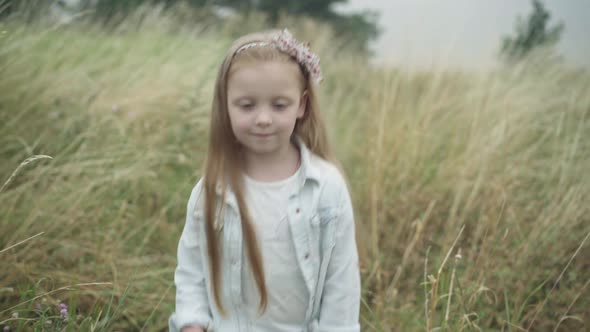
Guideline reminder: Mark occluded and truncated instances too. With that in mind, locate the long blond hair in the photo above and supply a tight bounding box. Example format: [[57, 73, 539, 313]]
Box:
[[203, 30, 333, 315]]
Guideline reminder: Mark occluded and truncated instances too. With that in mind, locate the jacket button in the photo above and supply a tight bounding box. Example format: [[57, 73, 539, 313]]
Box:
[[296, 208, 300, 214], [304, 252, 309, 259]]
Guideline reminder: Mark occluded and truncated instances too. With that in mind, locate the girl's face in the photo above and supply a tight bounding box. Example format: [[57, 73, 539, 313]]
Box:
[[227, 60, 306, 159]]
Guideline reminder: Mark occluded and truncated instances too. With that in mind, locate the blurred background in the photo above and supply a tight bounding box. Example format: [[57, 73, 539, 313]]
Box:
[[0, 0, 589, 331], [10, 0, 590, 68], [338, 0, 590, 69]]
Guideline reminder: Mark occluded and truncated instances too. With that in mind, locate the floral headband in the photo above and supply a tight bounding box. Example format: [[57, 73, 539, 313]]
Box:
[[235, 29, 323, 84]]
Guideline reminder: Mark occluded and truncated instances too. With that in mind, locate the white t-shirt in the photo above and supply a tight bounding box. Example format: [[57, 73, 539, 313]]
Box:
[[241, 168, 309, 331]]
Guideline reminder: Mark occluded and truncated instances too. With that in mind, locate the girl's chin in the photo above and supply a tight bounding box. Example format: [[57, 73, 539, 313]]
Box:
[[241, 141, 288, 155]]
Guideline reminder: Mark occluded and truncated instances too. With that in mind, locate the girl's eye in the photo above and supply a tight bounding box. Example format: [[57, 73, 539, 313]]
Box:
[[239, 103, 255, 110], [273, 103, 288, 110]]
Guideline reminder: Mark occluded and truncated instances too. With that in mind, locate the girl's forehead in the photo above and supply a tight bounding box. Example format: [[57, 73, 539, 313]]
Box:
[[227, 61, 303, 96]]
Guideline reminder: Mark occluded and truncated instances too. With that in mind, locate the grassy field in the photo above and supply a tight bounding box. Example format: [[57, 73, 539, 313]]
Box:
[[1, 10, 589, 332]]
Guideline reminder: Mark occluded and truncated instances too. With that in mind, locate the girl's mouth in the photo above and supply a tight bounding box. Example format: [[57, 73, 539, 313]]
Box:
[[253, 133, 273, 138]]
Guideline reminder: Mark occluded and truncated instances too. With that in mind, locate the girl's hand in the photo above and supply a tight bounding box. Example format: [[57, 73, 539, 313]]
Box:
[[181, 326, 205, 332]]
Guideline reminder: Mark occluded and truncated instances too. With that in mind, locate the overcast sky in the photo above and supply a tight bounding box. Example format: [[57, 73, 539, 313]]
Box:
[[336, 0, 590, 69]]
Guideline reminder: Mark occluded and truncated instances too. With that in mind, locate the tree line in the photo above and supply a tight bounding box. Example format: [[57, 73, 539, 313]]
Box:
[[0, 0, 565, 62], [0, 0, 380, 55]]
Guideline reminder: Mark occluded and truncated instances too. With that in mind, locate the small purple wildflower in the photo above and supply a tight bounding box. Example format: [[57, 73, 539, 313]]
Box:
[[4, 326, 11, 332], [58, 303, 68, 320]]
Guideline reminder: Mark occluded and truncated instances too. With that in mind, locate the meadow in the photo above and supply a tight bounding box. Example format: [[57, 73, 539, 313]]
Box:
[[1, 8, 589, 332]]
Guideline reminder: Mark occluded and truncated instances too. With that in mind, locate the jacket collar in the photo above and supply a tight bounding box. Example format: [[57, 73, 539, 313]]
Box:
[[215, 137, 320, 211], [295, 136, 321, 187]]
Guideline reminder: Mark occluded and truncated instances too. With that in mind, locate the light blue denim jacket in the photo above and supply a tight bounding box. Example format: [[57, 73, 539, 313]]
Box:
[[169, 141, 361, 332]]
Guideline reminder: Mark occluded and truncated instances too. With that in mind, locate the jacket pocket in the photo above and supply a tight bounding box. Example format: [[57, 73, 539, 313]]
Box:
[[317, 207, 338, 251], [309, 209, 337, 263], [193, 207, 225, 244]]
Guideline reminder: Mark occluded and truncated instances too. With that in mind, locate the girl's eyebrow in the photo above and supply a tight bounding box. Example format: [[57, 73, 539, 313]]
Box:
[[274, 96, 295, 102], [231, 95, 294, 102], [231, 96, 254, 103]]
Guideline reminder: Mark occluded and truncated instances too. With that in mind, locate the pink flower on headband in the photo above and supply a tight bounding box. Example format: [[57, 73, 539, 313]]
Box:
[[235, 29, 323, 84], [272, 29, 323, 84]]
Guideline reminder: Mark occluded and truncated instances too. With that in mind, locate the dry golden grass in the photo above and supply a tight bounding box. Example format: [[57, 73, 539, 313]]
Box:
[[0, 10, 589, 331]]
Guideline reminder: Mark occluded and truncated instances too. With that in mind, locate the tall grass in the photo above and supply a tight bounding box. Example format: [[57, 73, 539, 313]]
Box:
[[1, 9, 589, 331]]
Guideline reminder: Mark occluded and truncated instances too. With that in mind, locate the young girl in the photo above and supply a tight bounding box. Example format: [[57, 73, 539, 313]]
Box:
[[169, 29, 360, 332]]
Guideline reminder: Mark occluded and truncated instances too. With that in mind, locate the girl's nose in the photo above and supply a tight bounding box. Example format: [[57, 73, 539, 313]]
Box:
[[255, 110, 272, 126]]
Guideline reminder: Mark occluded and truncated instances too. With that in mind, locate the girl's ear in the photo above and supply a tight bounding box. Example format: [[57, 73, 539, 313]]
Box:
[[297, 90, 308, 119]]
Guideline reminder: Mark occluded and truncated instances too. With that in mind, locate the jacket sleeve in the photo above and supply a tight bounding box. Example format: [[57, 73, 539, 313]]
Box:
[[316, 174, 361, 332], [172, 180, 213, 331]]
